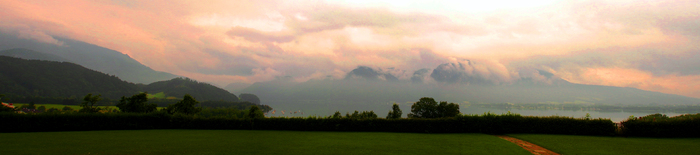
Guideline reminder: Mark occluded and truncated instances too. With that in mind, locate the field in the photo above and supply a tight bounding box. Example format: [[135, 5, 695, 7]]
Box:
[[12, 103, 118, 111], [509, 134, 700, 155], [11, 103, 166, 111], [0, 130, 530, 155]]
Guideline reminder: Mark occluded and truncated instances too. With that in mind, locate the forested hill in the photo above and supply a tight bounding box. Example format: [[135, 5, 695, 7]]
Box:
[[0, 48, 69, 62], [0, 33, 178, 84], [0, 56, 139, 99], [142, 77, 240, 102]]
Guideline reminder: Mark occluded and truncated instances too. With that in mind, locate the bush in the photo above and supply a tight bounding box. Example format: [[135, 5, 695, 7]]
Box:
[[621, 113, 700, 137], [0, 112, 616, 136]]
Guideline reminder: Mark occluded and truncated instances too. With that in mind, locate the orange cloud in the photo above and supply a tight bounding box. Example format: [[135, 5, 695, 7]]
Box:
[[1, 0, 699, 98], [560, 67, 700, 98]]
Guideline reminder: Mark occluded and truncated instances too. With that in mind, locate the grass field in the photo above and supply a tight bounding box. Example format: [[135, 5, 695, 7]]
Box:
[[509, 134, 700, 155], [0, 130, 529, 155], [12, 103, 118, 111], [12, 103, 165, 111]]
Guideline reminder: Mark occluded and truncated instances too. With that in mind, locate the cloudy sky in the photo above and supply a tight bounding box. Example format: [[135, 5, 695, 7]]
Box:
[[1, 0, 699, 98]]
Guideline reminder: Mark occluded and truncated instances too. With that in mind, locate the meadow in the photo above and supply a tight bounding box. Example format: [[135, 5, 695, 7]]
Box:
[[0, 130, 530, 155], [11, 103, 165, 111], [509, 134, 700, 155]]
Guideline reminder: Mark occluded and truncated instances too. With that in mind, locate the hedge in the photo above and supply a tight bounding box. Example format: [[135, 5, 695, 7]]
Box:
[[0, 113, 616, 136], [621, 118, 700, 137]]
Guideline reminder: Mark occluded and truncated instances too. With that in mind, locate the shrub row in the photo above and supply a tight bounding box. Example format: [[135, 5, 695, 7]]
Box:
[[0, 113, 616, 136], [621, 118, 700, 137]]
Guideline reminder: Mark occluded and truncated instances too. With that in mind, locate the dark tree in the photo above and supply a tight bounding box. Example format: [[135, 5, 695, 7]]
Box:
[[20, 101, 37, 110], [386, 103, 402, 119], [409, 97, 460, 118], [79, 94, 102, 113], [437, 101, 460, 117], [409, 97, 438, 118], [344, 110, 378, 119], [46, 107, 60, 113], [246, 105, 264, 119], [37, 106, 46, 112], [166, 94, 202, 115], [259, 104, 272, 113], [117, 92, 157, 113], [331, 111, 342, 119], [239, 93, 261, 105], [62, 106, 74, 112]]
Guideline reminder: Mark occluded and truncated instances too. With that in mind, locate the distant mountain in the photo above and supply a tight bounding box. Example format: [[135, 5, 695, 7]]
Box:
[[142, 77, 240, 102], [0, 48, 69, 62], [0, 33, 177, 84], [224, 82, 252, 94], [0, 56, 139, 99], [241, 68, 700, 107]]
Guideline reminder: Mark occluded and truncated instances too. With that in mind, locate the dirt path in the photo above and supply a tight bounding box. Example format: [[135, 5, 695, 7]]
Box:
[[496, 135, 560, 155]]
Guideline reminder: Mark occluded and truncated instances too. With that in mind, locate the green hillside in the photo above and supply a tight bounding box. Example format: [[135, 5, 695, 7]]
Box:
[[0, 56, 139, 99], [142, 77, 239, 102], [0, 34, 178, 84], [0, 48, 69, 62]]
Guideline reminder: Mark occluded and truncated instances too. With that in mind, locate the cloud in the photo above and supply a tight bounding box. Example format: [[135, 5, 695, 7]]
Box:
[[410, 68, 431, 83], [226, 26, 295, 43], [430, 59, 516, 85], [3, 0, 700, 98], [345, 66, 399, 82]]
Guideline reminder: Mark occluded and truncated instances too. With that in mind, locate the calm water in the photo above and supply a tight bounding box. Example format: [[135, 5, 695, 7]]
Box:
[[461, 106, 689, 122], [264, 102, 693, 122]]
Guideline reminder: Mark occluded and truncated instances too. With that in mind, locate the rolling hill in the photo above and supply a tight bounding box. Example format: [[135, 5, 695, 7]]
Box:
[[0, 56, 139, 99], [142, 77, 240, 102], [0, 33, 177, 84]]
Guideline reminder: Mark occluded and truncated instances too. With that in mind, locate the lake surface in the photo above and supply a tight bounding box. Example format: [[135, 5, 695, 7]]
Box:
[[461, 106, 689, 122], [264, 101, 695, 122]]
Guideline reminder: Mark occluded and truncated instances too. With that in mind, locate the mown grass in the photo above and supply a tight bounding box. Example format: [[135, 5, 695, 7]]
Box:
[[509, 134, 700, 155], [0, 130, 529, 155], [11, 103, 105, 110], [12, 103, 166, 111]]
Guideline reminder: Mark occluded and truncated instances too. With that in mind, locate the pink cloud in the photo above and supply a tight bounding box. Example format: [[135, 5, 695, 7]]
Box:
[[2, 0, 699, 98]]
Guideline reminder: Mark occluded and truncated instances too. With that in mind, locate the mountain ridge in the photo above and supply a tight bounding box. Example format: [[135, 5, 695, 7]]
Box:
[[0, 33, 177, 84]]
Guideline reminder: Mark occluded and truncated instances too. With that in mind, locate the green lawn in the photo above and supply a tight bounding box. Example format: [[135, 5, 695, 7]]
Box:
[[12, 103, 118, 111], [12, 103, 165, 111], [509, 134, 700, 155], [0, 130, 529, 155]]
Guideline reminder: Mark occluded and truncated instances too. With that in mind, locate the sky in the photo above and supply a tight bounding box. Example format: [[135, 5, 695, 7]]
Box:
[[1, 0, 699, 98]]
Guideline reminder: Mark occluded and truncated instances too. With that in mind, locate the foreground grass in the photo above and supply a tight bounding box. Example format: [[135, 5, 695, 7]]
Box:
[[0, 130, 529, 155], [12, 103, 117, 110], [509, 134, 700, 155], [12, 103, 166, 111]]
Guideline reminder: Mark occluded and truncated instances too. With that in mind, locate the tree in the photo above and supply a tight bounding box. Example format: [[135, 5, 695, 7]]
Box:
[[331, 111, 343, 119], [46, 107, 60, 113], [246, 105, 264, 119], [37, 106, 46, 112], [409, 97, 438, 118], [409, 97, 460, 118], [239, 93, 261, 105], [0, 105, 15, 112], [62, 106, 74, 112], [20, 101, 37, 110], [437, 101, 460, 118], [117, 92, 157, 113], [344, 110, 378, 119], [79, 94, 102, 113], [166, 94, 202, 115], [386, 103, 402, 119]]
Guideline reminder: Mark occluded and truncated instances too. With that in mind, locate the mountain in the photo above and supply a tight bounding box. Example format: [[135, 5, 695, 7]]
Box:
[[0, 48, 69, 62], [224, 82, 252, 94], [142, 77, 240, 102], [0, 56, 139, 99], [241, 67, 700, 107], [0, 33, 177, 84]]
